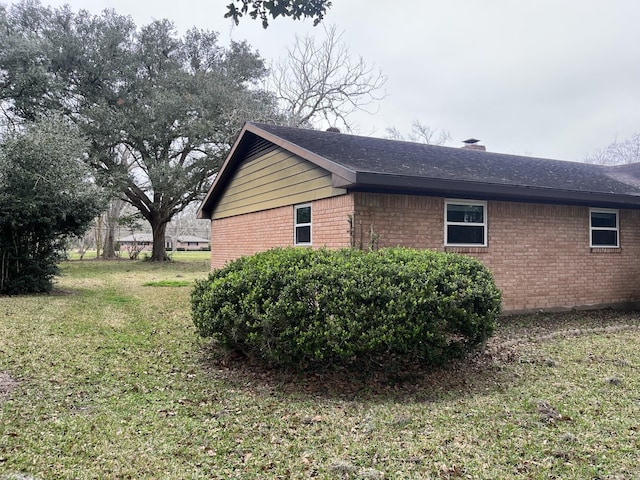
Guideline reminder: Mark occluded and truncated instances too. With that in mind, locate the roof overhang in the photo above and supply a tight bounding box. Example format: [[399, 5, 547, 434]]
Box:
[[198, 123, 640, 220], [197, 123, 357, 219], [335, 172, 640, 209]]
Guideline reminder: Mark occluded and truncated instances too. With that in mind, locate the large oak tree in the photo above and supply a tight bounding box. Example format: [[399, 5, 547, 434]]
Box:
[[1, 1, 276, 260]]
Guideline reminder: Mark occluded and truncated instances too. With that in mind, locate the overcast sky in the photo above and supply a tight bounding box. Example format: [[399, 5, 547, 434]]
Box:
[[6, 0, 640, 161]]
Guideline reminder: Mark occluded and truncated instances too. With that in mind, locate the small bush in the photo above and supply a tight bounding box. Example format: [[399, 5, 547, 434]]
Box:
[[191, 247, 502, 370]]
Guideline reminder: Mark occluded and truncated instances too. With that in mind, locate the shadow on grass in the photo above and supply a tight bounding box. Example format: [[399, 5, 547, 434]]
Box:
[[197, 309, 640, 404], [197, 341, 517, 404]]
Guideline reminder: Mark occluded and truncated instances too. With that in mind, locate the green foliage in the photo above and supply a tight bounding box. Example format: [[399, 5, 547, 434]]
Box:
[[0, 117, 104, 294], [225, 0, 332, 28], [0, 2, 279, 261], [191, 247, 502, 369], [3, 256, 640, 478]]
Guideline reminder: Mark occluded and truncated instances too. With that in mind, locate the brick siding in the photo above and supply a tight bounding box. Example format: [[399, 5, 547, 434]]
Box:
[[209, 194, 354, 269], [209, 191, 640, 312], [210, 205, 292, 269], [353, 192, 443, 250], [480, 202, 640, 312], [352, 192, 640, 312], [309, 195, 354, 249]]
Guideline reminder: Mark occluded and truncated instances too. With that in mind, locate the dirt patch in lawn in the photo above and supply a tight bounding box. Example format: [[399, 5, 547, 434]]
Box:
[[0, 372, 17, 399]]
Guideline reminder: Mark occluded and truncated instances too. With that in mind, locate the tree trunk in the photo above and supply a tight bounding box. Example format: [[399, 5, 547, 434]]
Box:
[[101, 199, 127, 260], [150, 220, 170, 262], [102, 226, 116, 259], [95, 216, 102, 260]]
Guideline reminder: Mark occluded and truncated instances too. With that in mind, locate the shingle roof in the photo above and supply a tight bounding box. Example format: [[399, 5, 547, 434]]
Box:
[[198, 122, 640, 218], [176, 235, 210, 243], [118, 234, 153, 243], [252, 122, 640, 196]]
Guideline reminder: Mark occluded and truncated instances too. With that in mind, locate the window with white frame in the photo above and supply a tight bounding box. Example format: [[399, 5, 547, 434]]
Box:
[[590, 208, 619, 247], [445, 200, 487, 246], [294, 203, 312, 245]]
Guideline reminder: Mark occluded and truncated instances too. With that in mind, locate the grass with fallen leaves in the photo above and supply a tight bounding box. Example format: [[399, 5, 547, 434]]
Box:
[[1, 257, 640, 479]]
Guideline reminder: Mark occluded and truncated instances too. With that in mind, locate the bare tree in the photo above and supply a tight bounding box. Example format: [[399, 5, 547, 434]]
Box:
[[268, 25, 386, 130], [386, 120, 451, 146], [100, 198, 128, 259], [99, 146, 136, 259], [119, 214, 145, 260], [167, 203, 210, 245], [74, 231, 93, 260], [585, 133, 640, 165]]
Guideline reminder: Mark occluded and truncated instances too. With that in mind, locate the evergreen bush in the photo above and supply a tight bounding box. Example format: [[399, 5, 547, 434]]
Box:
[[0, 118, 103, 294], [192, 247, 502, 369]]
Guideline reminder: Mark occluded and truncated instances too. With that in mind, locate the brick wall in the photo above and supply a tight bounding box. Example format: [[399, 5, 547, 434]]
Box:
[[210, 191, 640, 312], [209, 194, 354, 269], [310, 194, 354, 248], [353, 192, 443, 250], [209, 205, 292, 269], [353, 193, 640, 312], [479, 201, 640, 312]]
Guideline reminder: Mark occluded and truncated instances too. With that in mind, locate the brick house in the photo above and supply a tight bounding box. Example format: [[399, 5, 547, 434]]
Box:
[[173, 235, 210, 251], [118, 234, 209, 251], [197, 122, 640, 313]]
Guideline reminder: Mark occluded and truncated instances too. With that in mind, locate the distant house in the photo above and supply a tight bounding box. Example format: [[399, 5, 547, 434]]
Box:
[[198, 122, 640, 313], [117, 234, 209, 252], [173, 235, 210, 251], [117, 234, 157, 252]]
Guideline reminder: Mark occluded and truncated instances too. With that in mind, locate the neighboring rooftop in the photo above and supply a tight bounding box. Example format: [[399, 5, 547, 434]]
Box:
[[118, 234, 209, 243]]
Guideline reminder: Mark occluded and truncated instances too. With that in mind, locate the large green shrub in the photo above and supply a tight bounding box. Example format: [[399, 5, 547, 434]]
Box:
[[0, 118, 104, 294], [192, 247, 502, 369]]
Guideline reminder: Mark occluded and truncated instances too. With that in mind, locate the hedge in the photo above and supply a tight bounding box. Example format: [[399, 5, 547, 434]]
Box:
[[191, 247, 502, 370]]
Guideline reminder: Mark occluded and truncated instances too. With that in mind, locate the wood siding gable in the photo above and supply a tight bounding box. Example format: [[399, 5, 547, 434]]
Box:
[[212, 146, 346, 219]]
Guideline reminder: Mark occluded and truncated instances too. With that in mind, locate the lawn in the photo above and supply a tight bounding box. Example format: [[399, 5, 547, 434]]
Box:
[[2, 258, 640, 479]]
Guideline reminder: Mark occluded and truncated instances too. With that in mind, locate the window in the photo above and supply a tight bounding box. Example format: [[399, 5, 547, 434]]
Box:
[[445, 200, 487, 246], [590, 208, 619, 247], [294, 204, 312, 245]]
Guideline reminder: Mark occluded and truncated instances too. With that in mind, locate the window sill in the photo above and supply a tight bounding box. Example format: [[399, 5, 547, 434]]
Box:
[[590, 247, 621, 253], [445, 246, 488, 254]]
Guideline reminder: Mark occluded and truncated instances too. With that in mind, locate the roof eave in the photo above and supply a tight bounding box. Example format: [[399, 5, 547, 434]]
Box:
[[197, 122, 357, 219], [247, 124, 357, 180], [197, 122, 253, 219], [338, 173, 640, 209]]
